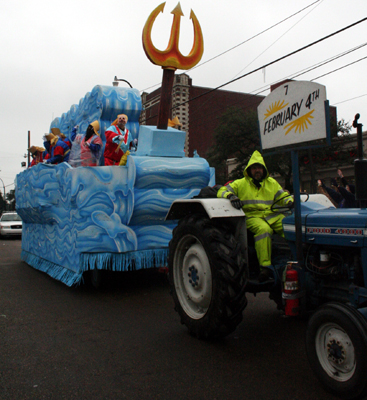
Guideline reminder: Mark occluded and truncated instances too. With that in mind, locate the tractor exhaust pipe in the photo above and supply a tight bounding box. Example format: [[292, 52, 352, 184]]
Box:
[[353, 114, 367, 207]]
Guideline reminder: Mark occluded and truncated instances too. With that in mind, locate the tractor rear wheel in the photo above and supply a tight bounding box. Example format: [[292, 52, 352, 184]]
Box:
[[168, 214, 247, 339]]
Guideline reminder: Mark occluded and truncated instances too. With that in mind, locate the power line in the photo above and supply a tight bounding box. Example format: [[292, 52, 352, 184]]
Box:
[[188, 42, 367, 119], [310, 55, 367, 81], [191, 0, 322, 74], [288, 43, 367, 80], [141, 17, 367, 124], [191, 55, 367, 125], [185, 17, 367, 106], [332, 93, 367, 106], [140, 0, 322, 93], [231, 0, 324, 79]]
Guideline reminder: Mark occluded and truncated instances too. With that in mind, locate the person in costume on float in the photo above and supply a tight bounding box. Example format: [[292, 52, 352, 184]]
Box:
[[42, 132, 70, 165], [28, 146, 45, 168], [78, 121, 103, 166], [103, 114, 130, 166], [51, 127, 72, 151]]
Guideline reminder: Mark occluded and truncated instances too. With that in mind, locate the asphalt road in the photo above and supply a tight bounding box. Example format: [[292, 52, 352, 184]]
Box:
[[0, 238, 341, 400]]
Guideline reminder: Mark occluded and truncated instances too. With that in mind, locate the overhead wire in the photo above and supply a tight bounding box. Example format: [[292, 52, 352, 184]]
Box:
[[140, 17, 367, 125], [231, 0, 325, 79], [188, 42, 367, 120], [332, 93, 367, 106], [140, 0, 322, 94], [190, 52, 367, 123], [310, 55, 367, 81], [180, 17, 367, 107], [189, 0, 322, 74]]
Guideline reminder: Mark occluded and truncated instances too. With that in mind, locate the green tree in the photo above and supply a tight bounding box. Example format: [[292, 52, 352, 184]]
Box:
[[6, 189, 16, 211], [206, 107, 260, 185], [298, 119, 354, 192], [0, 192, 5, 213]]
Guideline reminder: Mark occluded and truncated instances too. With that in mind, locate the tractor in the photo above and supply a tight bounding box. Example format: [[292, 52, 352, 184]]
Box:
[[164, 82, 367, 399], [165, 191, 367, 399]]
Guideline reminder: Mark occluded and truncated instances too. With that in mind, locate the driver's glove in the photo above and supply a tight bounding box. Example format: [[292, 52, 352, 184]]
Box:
[[287, 201, 294, 209], [228, 194, 242, 209]]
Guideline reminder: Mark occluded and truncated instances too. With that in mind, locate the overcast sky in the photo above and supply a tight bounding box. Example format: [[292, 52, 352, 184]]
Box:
[[1, 0, 366, 191]]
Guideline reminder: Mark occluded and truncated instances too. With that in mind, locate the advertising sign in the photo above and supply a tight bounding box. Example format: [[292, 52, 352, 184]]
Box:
[[257, 81, 328, 150]]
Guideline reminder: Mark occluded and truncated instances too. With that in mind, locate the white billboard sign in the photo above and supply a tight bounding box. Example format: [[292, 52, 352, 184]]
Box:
[[257, 81, 327, 150]]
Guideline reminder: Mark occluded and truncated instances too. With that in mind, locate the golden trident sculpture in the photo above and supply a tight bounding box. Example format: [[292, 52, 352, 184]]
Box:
[[142, 2, 204, 129]]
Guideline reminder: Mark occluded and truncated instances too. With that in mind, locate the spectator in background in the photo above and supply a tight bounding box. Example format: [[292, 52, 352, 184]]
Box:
[[317, 179, 341, 207], [317, 169, 358, 208], [337, 169, 358, 208]]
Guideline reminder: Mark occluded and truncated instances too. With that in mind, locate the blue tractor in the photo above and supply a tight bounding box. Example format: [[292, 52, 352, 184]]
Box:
[[166, 126, 367, 400]]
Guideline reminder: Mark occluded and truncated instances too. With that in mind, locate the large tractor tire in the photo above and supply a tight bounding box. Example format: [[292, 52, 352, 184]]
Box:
[[168, 214, 247, 339], [306, 302, 367, 400]]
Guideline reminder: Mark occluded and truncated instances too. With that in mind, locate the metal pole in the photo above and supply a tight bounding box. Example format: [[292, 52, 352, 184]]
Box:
[[157, 68, 175, 130], [353, 114, 367, 207], [308, 148, 316, 193], [0, 177, 6, 211], [353, 114, 364, 159], [28, 130, 31, 167], [0, 178, 5, 198], [291, 150, 304, 267], [113, 77, 133, 88]]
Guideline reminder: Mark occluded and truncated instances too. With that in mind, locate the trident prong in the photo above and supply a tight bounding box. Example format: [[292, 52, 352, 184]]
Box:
[[142, 2, 204, 70]]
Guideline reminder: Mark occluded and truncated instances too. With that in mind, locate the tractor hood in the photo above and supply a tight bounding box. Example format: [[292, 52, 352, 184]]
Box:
[[283, 202, 367, 247]]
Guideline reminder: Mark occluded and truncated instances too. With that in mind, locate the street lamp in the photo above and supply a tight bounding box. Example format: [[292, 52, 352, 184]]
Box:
[[113, 76, 133, 88]]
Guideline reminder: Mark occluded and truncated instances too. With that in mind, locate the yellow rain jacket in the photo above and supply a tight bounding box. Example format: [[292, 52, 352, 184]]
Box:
[[217, 150, 291, 220]]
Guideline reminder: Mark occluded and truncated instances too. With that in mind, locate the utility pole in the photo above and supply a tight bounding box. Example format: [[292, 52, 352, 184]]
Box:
[[28, 130, 31, 167], [0, 177, 6, 211]]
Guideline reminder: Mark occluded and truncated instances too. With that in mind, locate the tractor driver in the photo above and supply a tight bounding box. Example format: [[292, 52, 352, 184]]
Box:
[[217, 150, 293, 282]]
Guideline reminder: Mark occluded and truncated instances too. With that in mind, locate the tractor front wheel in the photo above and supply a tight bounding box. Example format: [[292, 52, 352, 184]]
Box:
[[169, 214, 247, 339], [306, 302, 367, 400]]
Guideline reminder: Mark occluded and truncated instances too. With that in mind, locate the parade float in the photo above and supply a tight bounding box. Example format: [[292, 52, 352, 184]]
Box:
[[15, 2, 212, 286]]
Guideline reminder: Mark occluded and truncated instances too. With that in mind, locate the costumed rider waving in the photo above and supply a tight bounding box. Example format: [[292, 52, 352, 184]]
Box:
[[103, 114, 130, 166], [217, 150, 293, 283]]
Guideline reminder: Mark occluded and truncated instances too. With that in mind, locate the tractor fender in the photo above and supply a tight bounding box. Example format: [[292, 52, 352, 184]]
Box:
[[165, 198, 245, 221]]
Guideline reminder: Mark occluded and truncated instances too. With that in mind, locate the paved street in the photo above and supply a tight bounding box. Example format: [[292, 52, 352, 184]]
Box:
[[0, 238, 340, 400]]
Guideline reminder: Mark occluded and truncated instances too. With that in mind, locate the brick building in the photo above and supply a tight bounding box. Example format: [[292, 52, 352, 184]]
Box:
[[140, 73, 364, 194], [140, 73, 264, 157]]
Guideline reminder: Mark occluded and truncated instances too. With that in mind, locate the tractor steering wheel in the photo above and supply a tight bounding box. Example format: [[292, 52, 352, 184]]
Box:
[[270, 194, 295, 213]]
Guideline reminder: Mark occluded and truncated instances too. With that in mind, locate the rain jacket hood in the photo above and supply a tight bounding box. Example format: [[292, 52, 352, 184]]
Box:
[[244, 150, 269, 179]]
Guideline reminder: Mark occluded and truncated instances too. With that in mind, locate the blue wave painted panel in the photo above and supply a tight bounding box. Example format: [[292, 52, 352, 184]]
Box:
[[133, 156, 210, 189], [16, 153, 212, 286]]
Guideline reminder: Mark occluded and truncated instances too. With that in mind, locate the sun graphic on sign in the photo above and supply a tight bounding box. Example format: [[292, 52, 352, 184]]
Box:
[[284, 109, 315, 135], [263, 100, 288, 119]]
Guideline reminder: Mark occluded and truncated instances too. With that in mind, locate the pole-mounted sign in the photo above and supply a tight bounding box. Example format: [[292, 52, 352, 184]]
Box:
[[258, 81, 328, 150], [257, 80, 330, 268]]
